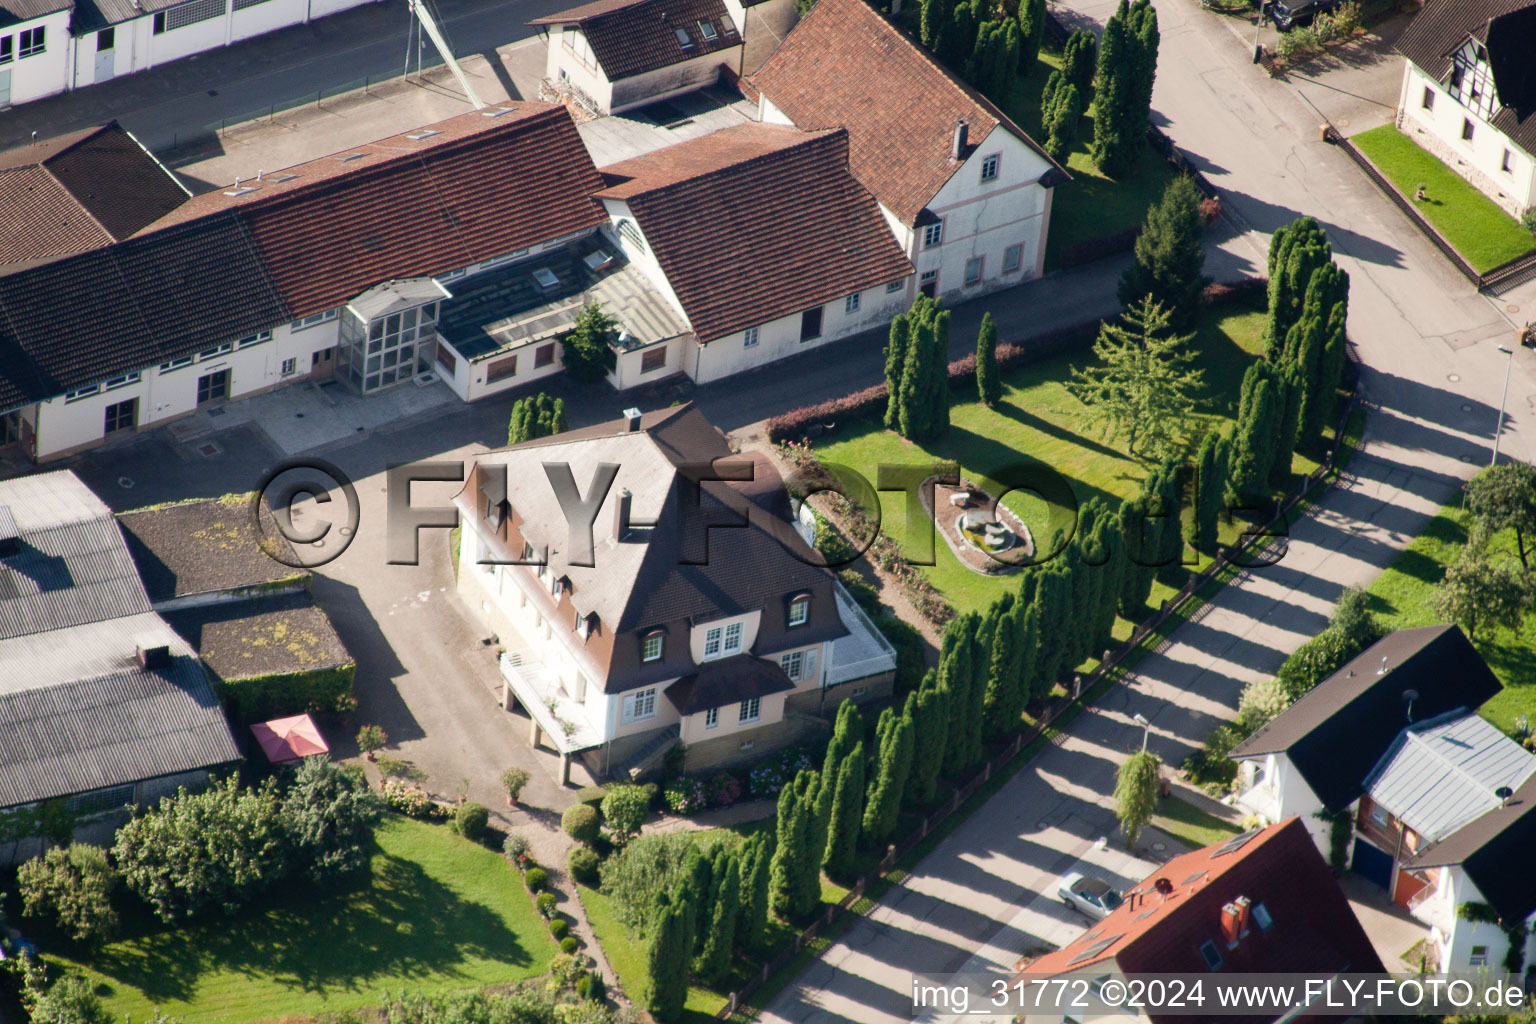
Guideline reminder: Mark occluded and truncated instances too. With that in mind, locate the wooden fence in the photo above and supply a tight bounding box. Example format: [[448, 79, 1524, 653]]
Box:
[[715, 386, 1364, 1022]]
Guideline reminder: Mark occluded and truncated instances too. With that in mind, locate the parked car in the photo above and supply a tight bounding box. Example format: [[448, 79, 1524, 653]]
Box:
[[1269, 0, 1340, 30], [1057, 873, 1125, 919]]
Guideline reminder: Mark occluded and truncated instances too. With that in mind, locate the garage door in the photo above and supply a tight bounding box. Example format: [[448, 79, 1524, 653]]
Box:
[[1353, 838, 1393, 890]]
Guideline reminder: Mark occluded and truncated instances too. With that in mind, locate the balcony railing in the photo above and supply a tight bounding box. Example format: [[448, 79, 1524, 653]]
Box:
[[500, 649, 604, 753]]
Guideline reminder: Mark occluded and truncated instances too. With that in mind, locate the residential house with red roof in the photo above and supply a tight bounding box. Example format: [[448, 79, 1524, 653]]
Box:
[[453, 402, 897, 782], [593, 121, 914, 382], [1393, 0, 1536, 219], [1014, 818, 1384, 1023], [749, 0, 1066, 306]]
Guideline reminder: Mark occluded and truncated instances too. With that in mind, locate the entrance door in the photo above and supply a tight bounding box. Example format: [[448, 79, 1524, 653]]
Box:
[[1352, 838, 1393, 890], [94, 28, 115, 83], [196, 369, 231, 406], [0, 70, 10, 107]]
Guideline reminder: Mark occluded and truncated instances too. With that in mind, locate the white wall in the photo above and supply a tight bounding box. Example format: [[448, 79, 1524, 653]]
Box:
[[230, 0, 310, 44], [545, 26, 615, 113], [1436, 868, 1529, 974], [600, 204, 694, 324], [679, 692, 788, 744], [690, 280, 908, 384], [609, 337, 684, 390], [2, 11, 72, 105], [33, 316, 340, 460], [460, 341, 566, 402], [1398, 61, 1536, 215], [919, 125, 1053, 303]]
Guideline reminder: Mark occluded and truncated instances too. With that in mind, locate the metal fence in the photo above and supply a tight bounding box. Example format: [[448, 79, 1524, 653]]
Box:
[[715, 386, 1364, 1022]]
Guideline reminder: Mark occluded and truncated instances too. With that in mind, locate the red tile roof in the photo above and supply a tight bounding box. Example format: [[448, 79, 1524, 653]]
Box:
[[529, 0, 741, 80], [141, 104, 608, 318], [1020, 818, 1384, 1020], [0, 122, 188, 266], [594, 122, 912, 342], [749, 0, 1059, 226]]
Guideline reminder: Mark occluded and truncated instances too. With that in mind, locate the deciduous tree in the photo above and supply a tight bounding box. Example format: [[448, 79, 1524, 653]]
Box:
[[1465, 460, 1536, 567], [1114, 751, 1161, 848]]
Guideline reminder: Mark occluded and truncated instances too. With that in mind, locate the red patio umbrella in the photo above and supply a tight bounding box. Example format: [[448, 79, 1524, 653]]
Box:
[[251, 714, 330, 764]]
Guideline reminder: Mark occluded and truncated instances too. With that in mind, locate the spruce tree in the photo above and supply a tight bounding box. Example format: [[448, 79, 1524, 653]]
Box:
[[739, 834, 772, 955], [645, 894, 693, 1022], [1044, 81, 1084, 164], [1194, 429, 1225, 554], [907, 677, 949, 806], [1061, 28, 1097, 96], [1017, 0, 1045, 72], [1118, 175, 1207, 330], [823, 741, 865, 881], [864, 708, 914, 846], [1090, 3, 1134, 178], [939, 615, 976, 776], [1117, 495, 1157, 616], [976, 312, 1001, 406], [884, 313, 912, 430], [696, 851, 740, 985], [983, 603, 1024, 738]]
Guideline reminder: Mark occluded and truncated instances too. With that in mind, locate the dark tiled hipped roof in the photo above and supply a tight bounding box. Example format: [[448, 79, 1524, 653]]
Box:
[[749, 0, 1060, 226], [530, 0, 740, 80], [595, 123, 912, 342], [1230, 624, 1502, 813], [1395, 0, 1536, 155], [666, 654, 795, 713], [1020, 819, 1383, 1020], [144, 104, 608, 318], [0, 122, 188, 266]]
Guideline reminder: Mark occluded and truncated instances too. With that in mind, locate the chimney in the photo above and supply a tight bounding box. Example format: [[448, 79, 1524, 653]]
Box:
[[1220, 897, 1251, 947], [951, 119, 968, 161], [623, 407, 643, 433], [613, 488, 633, 542], [134, 634, 172, 671]]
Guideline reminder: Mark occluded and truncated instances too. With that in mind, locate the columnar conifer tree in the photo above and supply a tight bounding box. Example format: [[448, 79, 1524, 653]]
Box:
[[823, 741, 865, 881], [976, 312, 1001, 407], [645, 894, 693, 1022], [864, 708, 914, 845], [907, 678, 949, 807], [696, 850, 740, 985]]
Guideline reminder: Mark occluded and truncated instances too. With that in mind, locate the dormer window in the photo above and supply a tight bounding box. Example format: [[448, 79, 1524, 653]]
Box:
[[642, 631, 664, 662], [553, 575, 567, 598], [723, 621, 742, 654], [787, 594, 811, 627], [577, 612, 596, 640]]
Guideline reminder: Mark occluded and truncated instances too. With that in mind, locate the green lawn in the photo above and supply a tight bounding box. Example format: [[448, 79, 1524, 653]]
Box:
[[815, 298, 1325, 621], [41, 816, 558, 1024], [1351, 124, 1536, 273], [1002, 49, 1180, 269], [1151, 794, 1243, 850], [1363, 499, 1536, 736]]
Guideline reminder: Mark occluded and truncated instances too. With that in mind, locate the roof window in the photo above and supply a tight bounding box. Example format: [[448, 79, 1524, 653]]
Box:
[[223, 184, 258, 197], [481, 106, 516, 117], [337, 153, 367, 163], [697, 18, 716, 39], [674, 26, 692, 46], [1199, 940, 1224, 971], [407, 129, 441, 140], [267, 172, 299, 183]]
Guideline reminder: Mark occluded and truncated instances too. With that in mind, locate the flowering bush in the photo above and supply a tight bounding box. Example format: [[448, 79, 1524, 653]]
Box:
[[380, 779, 450, 819], [749, 747, 813, 797], [663, 776, 707, 815], [1198, 196, 1222, 227], [706, 772, 742, 808]]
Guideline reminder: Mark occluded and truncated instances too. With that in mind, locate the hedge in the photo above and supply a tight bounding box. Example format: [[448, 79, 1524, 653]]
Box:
[[765, 281, 1269, 444], [215, 664, 355, 723]]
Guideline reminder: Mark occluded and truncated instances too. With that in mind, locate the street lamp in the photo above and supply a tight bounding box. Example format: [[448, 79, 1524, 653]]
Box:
[[1133, 713, 1151, 752], [1493, 344, 1515, 466], [1252, 1, 1265, 63]]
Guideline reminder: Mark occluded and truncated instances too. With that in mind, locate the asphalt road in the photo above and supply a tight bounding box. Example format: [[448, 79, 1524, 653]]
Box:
[[0, 0, 564, 152]]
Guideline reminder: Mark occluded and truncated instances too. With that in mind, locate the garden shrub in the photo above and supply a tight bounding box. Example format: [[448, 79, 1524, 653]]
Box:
[[282, 756, 381, 883], [453, 802, 489, 843], [216, 665, 354, 723], [706, 773, 742, 808], [355, 724, 387, 755], [503, 832, 530, 860], [1524, 207, 1536, 239], [17, 844, 119, 945], [837, 570, 881, 615], [575, 785, 608, 809], [587, 971, 606, 1002], [536, 892, 558, 918], [813, 509, 856, 566], [525, 867, 548, 893], [599, 785, 650, 844], [597, 831, 697, 932], [576, 973, 591, 999], [560, 936, 579, 954], [379, 780, 448, 819], [550, 917, 570, 940], [567, 846, 601, 885], [28, 974, 111, 1024], [748, 747, 813, 798], [663, 776, 707, 815], [562, 804, 601, 845], [877, 615, 927, 698]]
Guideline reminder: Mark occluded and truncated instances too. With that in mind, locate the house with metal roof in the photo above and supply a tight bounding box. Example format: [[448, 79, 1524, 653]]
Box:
[[1229, 623, 1536, 973], [0, 470, 240, 865], [1014, 818, 1384, 1023], [452, 402, 896, 783], [1393, 0, 1536, 219]]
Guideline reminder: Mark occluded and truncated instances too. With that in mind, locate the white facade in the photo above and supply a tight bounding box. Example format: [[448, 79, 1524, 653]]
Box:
[[1, 10, 72, 105], [543, 23, 741, 115], [1396, 53, 1536, 217], [1233, 752, 1332, 851], [1408, 864, 1536, 974], [27, 317, 338, 460]]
